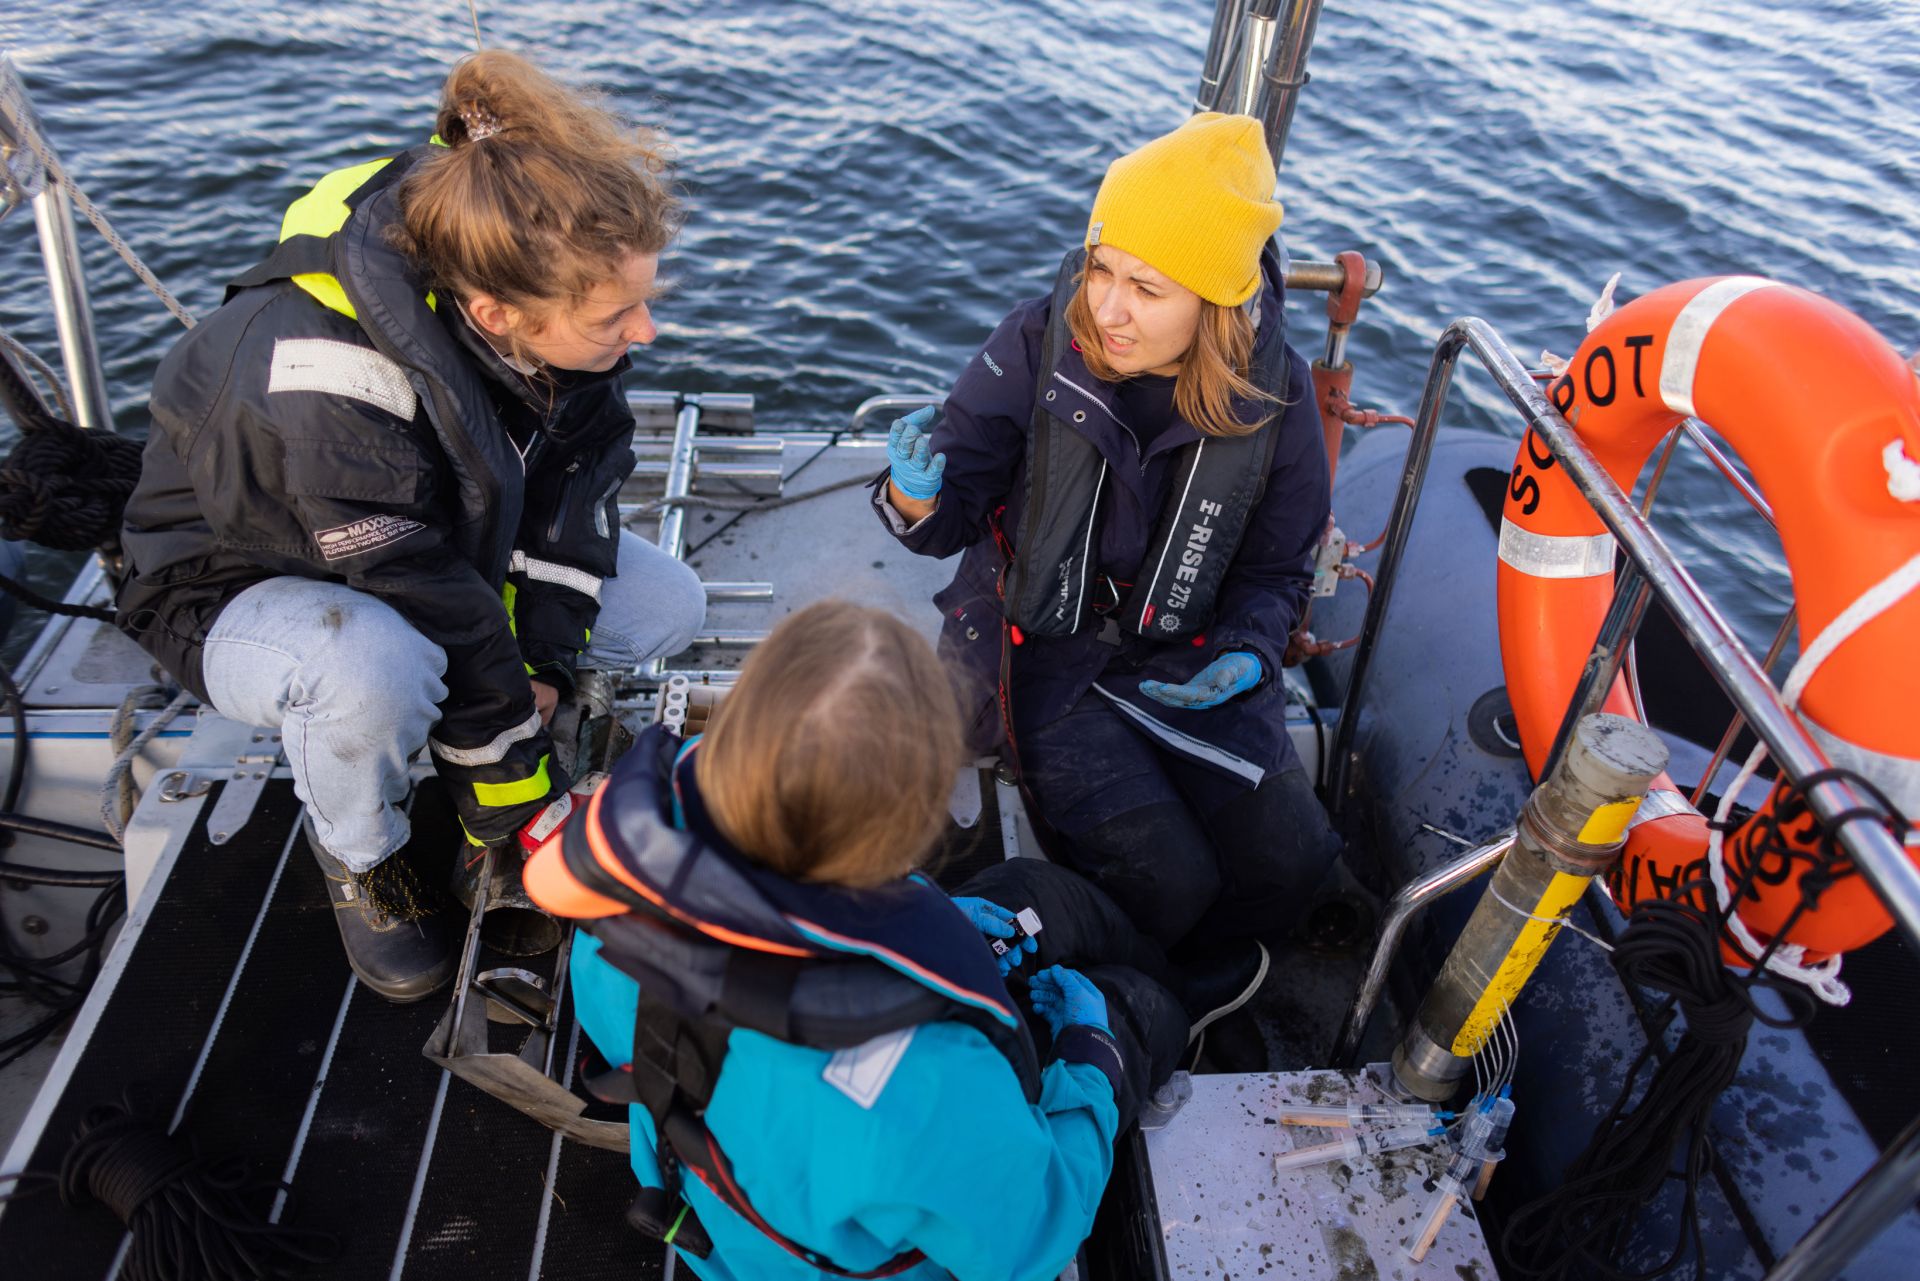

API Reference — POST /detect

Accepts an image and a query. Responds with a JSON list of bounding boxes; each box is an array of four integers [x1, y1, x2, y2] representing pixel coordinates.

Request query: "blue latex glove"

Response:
[[1028, 965, 1109, 1038], [952, 896, 1039, 975], [887, 406, 946, 501], [1139, 651, 1263, 709]]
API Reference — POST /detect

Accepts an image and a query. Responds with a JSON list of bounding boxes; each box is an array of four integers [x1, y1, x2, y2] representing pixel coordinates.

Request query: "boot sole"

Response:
[[1187, 941, 1270, 1044]]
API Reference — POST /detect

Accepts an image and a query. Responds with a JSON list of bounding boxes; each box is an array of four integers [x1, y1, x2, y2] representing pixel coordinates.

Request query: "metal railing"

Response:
[[1195, 1, 1328, 171], [1322, 315, 1920, 1281]]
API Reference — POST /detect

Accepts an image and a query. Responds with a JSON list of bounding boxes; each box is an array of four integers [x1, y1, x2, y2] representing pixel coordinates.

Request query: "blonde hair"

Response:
[[1065, 269, 1277, 438], [389, 50, 680, 355], [694, 602, 964, 889]]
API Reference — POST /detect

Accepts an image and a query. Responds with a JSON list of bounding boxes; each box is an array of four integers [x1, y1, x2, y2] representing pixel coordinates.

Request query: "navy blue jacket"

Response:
[[875, 253, 1330, 785]]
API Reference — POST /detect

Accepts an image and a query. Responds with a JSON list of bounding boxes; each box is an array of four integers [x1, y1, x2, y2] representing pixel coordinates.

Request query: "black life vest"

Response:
[[562, 728, 1039, 1277], [1000, 246, 1286, 641]]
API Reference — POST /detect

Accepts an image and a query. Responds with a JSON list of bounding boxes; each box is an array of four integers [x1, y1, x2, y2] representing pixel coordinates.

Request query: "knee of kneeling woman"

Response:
[[311, 605, 448, 726], [656, 557, 708, 656]]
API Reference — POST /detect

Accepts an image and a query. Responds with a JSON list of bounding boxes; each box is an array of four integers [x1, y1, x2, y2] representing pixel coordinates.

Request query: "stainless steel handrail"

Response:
[[1330, 832, 1511, 1066], [1325, 314, 1920, 1281]]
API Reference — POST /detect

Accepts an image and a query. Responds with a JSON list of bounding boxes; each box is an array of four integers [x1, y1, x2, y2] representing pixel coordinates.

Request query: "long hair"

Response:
[[387, 50, 680, 361], [1064, 269, 1279, 438], [694, 602, 965, 889]]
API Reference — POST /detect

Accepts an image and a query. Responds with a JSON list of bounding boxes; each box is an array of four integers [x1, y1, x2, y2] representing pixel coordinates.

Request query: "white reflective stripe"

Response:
[[508, 550, 603, 602], [1658, 278, 1782, 416], [268, 337, 417, 420], [1496, 518, 1615, 579], [1804, 716, 1920, 819], [1136, 442, 1205, 629], [429, 710, 541, 767], [1090, 683, 1266, 787], [1627, 787, 1700, 830]]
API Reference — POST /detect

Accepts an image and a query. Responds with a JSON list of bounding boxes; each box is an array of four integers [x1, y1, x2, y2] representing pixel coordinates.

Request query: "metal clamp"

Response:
[[205, 732, 283, 845], [157, 770, 214, 803]]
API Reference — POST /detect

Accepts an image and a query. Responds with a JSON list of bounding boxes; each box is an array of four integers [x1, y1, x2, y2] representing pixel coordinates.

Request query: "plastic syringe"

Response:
[[1272, 1121, 1442, 1174], [1406, 1096, 1515, 1261], [1276, 1102, 1455, 1129]]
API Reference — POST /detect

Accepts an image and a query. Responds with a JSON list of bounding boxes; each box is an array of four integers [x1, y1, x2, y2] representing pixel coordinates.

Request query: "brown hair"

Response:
[[1064, 269, 1278, 438], [694, 602, 965, 889], [389, 50, 680, 356]]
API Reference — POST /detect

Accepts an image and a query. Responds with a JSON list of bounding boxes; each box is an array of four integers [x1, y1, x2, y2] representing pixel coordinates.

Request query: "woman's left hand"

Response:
[[531, 680, 560, 728], [1139, 651, 1262, 709]]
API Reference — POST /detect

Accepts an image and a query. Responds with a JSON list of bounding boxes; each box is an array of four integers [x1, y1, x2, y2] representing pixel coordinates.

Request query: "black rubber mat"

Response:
[[0, 781, 300, 1277], [1802, 929, 1920, 1150]]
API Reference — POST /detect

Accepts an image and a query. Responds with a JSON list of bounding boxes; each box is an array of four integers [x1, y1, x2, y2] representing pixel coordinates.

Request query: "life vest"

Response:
[[526, 727, 1040, 1277], [1497, 277, 1920, 973], [999, 247, 1285, 641]]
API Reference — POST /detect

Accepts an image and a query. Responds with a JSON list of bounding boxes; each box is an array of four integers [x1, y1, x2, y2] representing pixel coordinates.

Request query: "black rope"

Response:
[[0, 343, 143, 561], [0, 1094, 337, 1279], [1502, 766, 1906, 1280]]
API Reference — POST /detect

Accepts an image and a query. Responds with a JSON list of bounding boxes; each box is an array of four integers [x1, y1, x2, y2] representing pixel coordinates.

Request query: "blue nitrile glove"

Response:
[[952, 896, 1039, 975], [1139, 651, 1263, 709], [887, 406, 946, 501], [1028, 964, 1109, 1038]]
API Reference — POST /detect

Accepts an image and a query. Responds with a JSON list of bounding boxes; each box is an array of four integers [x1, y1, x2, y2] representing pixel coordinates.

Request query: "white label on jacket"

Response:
[[312, 513, 425, 561], [823, 1027, 915, 1110]]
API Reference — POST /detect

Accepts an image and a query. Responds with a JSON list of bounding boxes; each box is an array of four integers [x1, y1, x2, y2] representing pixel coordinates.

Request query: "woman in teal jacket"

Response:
[[532, 601, 1187, 1280]]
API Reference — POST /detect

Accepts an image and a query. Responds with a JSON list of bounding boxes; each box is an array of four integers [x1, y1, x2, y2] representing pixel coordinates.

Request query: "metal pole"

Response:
[[31, 176, 112, 430], [1256, 0, 1328, 170], [1464, 316, 1920, 960], [1225, 1, 1282, 118], [1330, 832, 1512, 1066], [643, 399, 701, 680], [1324, 328, 1468, 813], [1762, 1108, 1920, 1281], [1194, 0, 1247, 113], [1539, 564, 1654, 782]]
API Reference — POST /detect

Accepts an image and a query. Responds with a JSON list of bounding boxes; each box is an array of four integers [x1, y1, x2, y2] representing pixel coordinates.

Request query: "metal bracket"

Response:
[[157, 770, 214, 803], [424, 848, 627, 1152], [204, 731, 283, 845]]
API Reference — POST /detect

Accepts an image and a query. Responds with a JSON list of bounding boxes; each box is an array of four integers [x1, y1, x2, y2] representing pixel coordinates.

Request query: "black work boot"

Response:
[[1177, 939, 1270, 1044], [305, 816, 456, 1002]]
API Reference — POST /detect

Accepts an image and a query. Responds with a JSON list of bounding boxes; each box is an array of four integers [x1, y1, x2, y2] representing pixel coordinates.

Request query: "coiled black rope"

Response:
[[0, 1095, 337, 1279], [0, 341, 141, 621], [1503, 766, 1906, 1280]]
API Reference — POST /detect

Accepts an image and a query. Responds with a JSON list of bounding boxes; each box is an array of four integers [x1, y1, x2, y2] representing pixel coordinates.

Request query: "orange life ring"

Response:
[[1496, 277, 1920, 964]]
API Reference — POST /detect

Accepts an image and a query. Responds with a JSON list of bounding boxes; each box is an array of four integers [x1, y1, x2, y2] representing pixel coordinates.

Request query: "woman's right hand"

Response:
[[887, 407, 946, 518], [1028, 965, 1110, 1037]]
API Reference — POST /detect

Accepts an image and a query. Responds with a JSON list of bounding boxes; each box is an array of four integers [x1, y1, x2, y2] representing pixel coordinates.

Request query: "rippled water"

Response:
[[2, 0, 1916, 651]]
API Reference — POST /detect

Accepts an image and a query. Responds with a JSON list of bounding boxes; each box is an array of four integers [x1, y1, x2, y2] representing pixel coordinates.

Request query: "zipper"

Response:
[[546, 458, 582, 543], [593, 474, 622, 539]]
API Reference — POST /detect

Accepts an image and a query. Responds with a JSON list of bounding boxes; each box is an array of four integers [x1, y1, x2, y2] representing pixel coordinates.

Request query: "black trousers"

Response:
[[1018, 688, 1343, 949], [958, 859, 1188, 1132]]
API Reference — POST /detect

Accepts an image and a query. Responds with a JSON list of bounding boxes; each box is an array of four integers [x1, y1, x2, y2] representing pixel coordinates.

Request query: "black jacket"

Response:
[[874, 250, 1329, 786], [116, 148, 636, 839]]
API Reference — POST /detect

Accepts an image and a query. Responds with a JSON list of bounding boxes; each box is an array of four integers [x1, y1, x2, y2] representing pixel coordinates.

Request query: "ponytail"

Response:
[[389, 50, 680, 337]]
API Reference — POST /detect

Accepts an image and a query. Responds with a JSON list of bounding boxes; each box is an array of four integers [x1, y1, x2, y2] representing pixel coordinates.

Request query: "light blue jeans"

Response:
[[202, 531, 706, 871]]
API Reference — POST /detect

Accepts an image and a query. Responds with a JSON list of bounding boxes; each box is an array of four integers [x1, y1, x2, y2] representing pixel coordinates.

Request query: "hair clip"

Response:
[[459, 108, 502, 141]]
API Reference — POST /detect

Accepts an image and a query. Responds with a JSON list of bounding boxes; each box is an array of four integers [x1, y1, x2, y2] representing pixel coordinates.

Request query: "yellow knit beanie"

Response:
[[1085, 113, 1283, 307]]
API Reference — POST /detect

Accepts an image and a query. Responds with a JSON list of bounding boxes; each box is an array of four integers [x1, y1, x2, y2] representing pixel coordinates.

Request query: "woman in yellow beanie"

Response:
[[872, 114, 1341, 1028]]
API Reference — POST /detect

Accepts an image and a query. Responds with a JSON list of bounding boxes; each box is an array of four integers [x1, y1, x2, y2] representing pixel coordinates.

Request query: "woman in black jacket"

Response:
[[874, 114, 1340, 970], [116, 51, 706, 1000]]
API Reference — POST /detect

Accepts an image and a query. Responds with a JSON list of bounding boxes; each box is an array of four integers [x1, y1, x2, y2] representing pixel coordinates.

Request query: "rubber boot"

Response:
[[305, 816, 456, 1002]]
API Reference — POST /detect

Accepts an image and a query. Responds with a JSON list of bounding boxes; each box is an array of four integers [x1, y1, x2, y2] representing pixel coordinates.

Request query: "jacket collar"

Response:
[[1043, 245, 1290, 473], [582, 728, 1021, 1027]]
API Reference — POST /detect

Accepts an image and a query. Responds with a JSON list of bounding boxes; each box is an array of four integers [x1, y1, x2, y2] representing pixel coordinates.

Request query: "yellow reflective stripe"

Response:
[[280, 157, 393, 320], [473, 755, 552, 808], [502, 580, 518, 636], [458, 817, 486, 847]]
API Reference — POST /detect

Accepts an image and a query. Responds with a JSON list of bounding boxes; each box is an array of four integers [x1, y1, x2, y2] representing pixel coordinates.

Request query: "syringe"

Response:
[[1275, 1102, 1455, 1129], [1272, 1121, 1442, 1174], [1406, 1096, 1515, 1262]]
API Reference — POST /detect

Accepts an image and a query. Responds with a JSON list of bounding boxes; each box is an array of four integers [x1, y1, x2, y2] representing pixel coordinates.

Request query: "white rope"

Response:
[[1884, 440, 1920, 503], [0, 326, 74, 421], [98, 689, 195, 844], [0, 60, 197, 329], [1485, 881, 1616, 953]]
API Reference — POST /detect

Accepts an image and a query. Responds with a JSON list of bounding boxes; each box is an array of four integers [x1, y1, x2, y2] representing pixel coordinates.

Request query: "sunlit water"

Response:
[[1, 0, 1915, 654]]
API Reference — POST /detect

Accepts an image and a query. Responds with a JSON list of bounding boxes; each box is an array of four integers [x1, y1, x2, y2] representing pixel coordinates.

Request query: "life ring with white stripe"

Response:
[[1497, 277, 1920, 966]]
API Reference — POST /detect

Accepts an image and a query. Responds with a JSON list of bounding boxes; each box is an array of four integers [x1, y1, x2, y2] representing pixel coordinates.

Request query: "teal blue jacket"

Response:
[[570, 928, 1120, 1280]]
